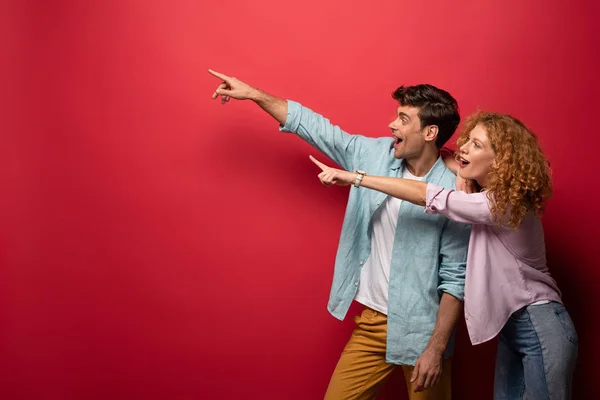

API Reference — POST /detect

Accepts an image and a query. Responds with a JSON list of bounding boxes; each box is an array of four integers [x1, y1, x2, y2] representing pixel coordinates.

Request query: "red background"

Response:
[[2, 0, 599, 399]]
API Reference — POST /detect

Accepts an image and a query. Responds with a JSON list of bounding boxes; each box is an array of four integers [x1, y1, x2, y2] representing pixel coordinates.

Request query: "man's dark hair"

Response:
[[392, 84, 460, 148]]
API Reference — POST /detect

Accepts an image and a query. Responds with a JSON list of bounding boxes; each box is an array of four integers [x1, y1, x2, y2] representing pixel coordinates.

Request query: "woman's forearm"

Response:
[[309, 155, 429, 205], [360, 176, 428, 206]]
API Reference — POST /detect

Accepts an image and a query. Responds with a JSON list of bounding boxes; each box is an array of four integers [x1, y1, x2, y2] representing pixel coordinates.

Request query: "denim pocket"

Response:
[[554, 308, 578, 345]]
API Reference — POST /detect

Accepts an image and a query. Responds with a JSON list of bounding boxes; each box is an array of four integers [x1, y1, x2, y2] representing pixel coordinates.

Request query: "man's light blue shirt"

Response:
[[281, 100, 470, 365]]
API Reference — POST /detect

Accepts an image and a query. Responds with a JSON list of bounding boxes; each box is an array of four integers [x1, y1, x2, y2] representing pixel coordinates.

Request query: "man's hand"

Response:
[[309, 156, 355, 186], [208, 69, 288, 125], [441, 148, 458, 174], [410, 346, 444, 392], [441, 149, 477, 193], [208, 69, 260, 104]]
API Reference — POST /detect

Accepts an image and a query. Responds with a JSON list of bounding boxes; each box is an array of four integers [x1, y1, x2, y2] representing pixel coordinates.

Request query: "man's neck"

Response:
[[404, 146, 439, 177]]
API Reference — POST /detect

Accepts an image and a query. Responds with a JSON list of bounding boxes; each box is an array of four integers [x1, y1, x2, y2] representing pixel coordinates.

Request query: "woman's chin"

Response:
[[460, 172, 475, 181]]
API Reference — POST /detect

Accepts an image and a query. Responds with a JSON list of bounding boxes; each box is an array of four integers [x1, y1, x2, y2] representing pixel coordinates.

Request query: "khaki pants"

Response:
[[324, 307, 452, 400]]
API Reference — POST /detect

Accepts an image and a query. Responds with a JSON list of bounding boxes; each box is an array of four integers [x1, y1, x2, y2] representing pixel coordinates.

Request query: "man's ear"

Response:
[[424, 125, 439, 143]]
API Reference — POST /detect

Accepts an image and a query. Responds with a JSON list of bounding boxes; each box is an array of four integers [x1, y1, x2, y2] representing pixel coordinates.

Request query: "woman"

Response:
[[309, 111, 578, 399]]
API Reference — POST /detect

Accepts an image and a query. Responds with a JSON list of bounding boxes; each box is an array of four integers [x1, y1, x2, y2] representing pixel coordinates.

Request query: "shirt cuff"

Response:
[[438, 282, 465, 302], [424, 183, 448, 215], [278, 100, 302, 133]]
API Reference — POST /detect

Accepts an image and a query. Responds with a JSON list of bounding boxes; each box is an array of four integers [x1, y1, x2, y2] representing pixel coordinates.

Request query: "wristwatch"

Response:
[[354, 170, 367, 188]]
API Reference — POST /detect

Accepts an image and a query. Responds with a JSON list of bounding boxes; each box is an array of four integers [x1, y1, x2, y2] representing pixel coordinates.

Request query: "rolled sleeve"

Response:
[[425, 183, 447, 215], [437, 218, 469, 301], [425, 183, 495, 225], [279, 100, 302, 134], [438, 262, 466, 301]]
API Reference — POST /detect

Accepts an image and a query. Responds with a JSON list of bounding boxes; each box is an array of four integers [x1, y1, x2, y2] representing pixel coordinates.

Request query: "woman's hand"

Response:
[[309, 155, 356, 187]]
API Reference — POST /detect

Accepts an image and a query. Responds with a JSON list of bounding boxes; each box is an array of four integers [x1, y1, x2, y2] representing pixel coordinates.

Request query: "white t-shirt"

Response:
[[354, 167, 424, 315]]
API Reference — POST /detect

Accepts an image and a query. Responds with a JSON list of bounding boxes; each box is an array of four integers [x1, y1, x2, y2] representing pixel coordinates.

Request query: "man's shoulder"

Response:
[[359, 137, 397, 162], [424, 159, 457, 189], [362, 136, 395, 147], [437, 167, 458, 188]]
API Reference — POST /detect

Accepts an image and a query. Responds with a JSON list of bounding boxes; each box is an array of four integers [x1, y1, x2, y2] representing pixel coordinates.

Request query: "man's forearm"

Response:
[[426, 293, 462, 354], [250, 89, 288, 126]]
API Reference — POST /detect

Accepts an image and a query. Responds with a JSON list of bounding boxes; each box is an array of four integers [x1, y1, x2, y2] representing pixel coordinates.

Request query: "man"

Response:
[[209, 69, 470, 400]]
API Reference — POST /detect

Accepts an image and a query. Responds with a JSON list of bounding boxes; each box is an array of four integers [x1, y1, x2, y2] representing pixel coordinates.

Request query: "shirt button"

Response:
[[360, 261, 364, 265], [355, 282, 359, 286], [376, 202, 381, 205]]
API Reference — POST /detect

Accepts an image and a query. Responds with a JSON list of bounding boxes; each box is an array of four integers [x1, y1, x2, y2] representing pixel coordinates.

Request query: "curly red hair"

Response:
[[456, 112, 553, 229]]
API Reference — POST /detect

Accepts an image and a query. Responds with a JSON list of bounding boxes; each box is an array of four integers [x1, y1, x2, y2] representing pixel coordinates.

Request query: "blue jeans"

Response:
[[494, 302, 578, 400]]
